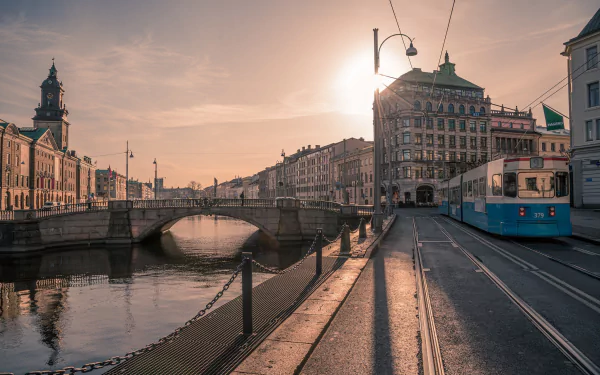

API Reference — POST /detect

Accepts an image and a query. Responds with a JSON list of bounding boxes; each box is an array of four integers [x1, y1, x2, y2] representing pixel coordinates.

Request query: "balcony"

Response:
[[490, 109, 532, 118]]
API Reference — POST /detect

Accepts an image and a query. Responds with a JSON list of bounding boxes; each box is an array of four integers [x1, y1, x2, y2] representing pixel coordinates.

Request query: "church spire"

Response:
[[48, 58, 57, 78], [444, 51, 449, 63]]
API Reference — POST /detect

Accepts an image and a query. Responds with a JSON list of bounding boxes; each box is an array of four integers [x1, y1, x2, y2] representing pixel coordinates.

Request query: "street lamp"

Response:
[[373, 28, 418, 231], [281, 149, 286, 197], [153, 158, 158, 199], [126, 141, 134, 201]]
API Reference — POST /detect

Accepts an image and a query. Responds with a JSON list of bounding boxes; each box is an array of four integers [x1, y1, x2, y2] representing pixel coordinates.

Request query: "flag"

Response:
[[543, 104, 565, 131]]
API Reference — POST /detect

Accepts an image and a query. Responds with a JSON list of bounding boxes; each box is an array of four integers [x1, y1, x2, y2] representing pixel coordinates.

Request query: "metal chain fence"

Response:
[[322, 223, 348, 244], [251, 232, 320, 275], [20, 259, 247, 375]]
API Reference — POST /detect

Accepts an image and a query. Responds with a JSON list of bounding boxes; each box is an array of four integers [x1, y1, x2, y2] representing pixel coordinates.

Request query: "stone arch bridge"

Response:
[[0, 198, 373, 252]]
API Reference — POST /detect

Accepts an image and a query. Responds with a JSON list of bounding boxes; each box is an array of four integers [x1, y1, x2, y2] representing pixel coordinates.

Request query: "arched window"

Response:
[[459, 105, 465, 114], [414, 100, 421, 110], [426, 102, 432, 112], [438, 103, 443, 113], [479, 107, 486, 114], [448, 104, 454, 113], [469, 105, 475, 115]]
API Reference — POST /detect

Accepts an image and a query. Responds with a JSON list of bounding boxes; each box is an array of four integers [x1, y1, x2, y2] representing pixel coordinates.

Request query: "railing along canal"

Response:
[[18, 223, 348, 375]]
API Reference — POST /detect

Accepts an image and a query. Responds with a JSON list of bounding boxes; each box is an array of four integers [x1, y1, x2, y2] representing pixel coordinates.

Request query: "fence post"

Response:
[[242, 252, 253, 335], [359, 218, 367, 239], [316, 228, 323, 275], [339, 224, 351, 255]]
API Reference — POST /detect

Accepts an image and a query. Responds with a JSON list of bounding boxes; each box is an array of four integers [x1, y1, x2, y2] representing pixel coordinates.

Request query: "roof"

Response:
[[390, 52, 483, 90], [19, 128, 48, 141], [565, 7, 600, 45], [535, 126, 570, 136]]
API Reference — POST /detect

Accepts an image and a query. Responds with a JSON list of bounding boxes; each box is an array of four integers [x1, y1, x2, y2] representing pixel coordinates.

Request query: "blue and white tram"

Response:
[[438, 156, 571, 237]]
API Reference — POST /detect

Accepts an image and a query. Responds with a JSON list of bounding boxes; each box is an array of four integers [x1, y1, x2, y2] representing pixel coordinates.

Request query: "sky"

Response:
[[0, 0, 597, 188]]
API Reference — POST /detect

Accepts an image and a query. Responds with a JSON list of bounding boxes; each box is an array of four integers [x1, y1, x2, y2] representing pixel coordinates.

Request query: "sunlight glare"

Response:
[[334, 54, 380, 115]]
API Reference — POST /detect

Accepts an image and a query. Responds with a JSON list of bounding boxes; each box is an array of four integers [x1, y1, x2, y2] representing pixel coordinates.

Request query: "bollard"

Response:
[[339, 224, 351, 255], [316, 228, 323, 275], [242, 252, 253, 335], [359, 218, 367, 239]]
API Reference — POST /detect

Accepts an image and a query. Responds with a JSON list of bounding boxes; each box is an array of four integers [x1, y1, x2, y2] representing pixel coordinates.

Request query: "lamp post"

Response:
[[373, 28, 417, 231], [281, 149, 286, 197], [153, 158, 158, 199], [126, 141, 134, 201]]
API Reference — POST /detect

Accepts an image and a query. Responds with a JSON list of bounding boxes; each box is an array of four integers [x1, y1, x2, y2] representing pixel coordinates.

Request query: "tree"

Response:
[[188, 181, 203, 198]]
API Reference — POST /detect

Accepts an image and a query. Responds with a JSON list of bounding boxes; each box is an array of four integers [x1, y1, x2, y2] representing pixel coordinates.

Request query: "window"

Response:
[[414, 100, 421, 110], [473, 180, 478, 197], [518, 172, 555, 198], [463, 182, 467, 197], [469, 121, 476, 132], [437, 118, 444, 130], [414, 150, 422, 160], [403, 150, 411, 160], [403, 118, 410, 127], [470, 137, 476, 148], [556, 172, 569, 197], [415, 168, 422, 179], [469, 105, 475, 115], [589, 82, 599, 107], [481, 153, 487, 161], [480, 121, 487, 132], [426, 102, 432, 112], [509, 122, 513, 129], [480, 107, 486, 115], [497, 121, 501, 127], [403, 166, 412, 178], [438, 103, 443, 113], [560, 143, 565, 151], [449, 151, 456, 161], [459, 105, 465, 114], [460, 136, 466, 147], [503, 172, 517, 197], [426, 118, 434, 129], [479, 177, 486, 196], [586, 120, 593, 141], [415, 133, 422, 145], [414, 118, 422, 128], [438, 135, 445, 145], [449, 136, 456, 147], [542, 142, 547, 151], [448, 104, 454, 113], [587, 46, 598, 70], [551, 143, 555, 152], [597, 119, 600, 140], [459, 120, 466, 131], [426, 150, 433, 160], [403, 132, 411, 144], [480, 137, 487, 148], [426, 134, 434, 146], [449, 119, 456, 130], [459, 152, 466, 161]]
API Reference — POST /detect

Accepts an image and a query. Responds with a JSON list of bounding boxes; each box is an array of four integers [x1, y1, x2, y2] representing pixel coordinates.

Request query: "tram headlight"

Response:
[[519, 207, 525, 217], [549, 206, 555, 217]]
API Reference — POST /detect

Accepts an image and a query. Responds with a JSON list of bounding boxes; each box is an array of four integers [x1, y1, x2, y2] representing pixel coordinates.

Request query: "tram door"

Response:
[[459, 175, 464, 222]]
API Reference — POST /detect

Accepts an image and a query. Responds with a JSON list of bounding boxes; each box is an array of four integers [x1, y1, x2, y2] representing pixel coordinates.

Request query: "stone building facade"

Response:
[[536, 126, 571, 157], [563, 7, 600, 207], [95, 169, 126, 200], [332, 145, 374, 204], [378, 52, 491, 204], [490, 107, 539, 158]]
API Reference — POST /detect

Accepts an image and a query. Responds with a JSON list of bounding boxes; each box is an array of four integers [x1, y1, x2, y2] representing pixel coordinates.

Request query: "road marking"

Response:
[[573, 247, 598, 256], [419, 241, 453, 243], [475, 269, 483, 273], [423, 268, 431, 272]]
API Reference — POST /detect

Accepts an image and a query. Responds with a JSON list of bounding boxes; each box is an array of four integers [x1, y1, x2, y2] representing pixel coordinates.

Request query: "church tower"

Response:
[[32, 59, 70, 150]]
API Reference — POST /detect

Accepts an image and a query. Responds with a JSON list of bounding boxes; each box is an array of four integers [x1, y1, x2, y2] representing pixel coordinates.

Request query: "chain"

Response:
[[252, 232, 321, 275], [348, 218, 364, 234], [322, 223, 348, 244], [23, 260, 246, 375]]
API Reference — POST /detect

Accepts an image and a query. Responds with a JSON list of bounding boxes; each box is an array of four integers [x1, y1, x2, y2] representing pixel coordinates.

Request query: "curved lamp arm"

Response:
[[377, 33, 417, 71]]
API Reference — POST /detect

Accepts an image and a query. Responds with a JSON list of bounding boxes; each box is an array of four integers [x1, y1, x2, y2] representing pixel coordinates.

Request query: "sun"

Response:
[[334, 53, 396, 115]]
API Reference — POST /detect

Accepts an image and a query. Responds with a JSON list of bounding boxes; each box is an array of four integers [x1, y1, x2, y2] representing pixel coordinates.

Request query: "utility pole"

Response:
[[153, 158, 158, 199], [372, 28, 383, 232], [343, 139, 347, 204], [281, 149, 286, 197]]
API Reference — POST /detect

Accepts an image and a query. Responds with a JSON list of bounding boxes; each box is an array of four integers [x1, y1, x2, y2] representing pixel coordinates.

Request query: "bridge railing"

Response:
[[132, 198, 277, 209], [298, 200, 341, 212], [14, 201, 108, 220], [340, 205, 374, 216], [0, 210, 14, 221]]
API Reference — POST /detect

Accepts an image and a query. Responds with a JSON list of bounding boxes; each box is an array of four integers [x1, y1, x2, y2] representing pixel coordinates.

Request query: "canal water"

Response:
[[0, 216, 311, 374]]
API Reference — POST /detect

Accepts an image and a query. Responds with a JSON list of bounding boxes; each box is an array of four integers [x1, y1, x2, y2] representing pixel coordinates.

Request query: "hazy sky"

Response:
[[0, 0, 597, 188]]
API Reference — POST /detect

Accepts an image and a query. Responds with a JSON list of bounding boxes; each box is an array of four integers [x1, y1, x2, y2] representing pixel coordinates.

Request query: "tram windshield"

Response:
[[518, 172, 555, 198]]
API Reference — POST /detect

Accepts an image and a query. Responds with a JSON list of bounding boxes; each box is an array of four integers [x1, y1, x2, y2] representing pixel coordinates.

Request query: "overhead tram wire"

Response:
[[387, 0, 412, 69], [430, 0, 456, 106], [520, 52, 598, 110]]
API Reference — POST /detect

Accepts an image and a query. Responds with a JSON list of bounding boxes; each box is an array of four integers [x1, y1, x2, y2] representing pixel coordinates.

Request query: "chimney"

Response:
[[316, 145, 320, 149], [297, 149, 300, 153], [359, 137, 364, 141], [302, 146, 305, 151], [308, 145, 311, 149]]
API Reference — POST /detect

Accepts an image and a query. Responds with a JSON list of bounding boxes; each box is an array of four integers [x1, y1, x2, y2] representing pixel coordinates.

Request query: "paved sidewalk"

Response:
[[571, 208, 600, 244], [300, 215, 420, 375]]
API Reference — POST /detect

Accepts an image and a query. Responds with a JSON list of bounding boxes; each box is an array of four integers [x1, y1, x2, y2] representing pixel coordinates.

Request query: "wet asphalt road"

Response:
[[301, 208, 600, 374]]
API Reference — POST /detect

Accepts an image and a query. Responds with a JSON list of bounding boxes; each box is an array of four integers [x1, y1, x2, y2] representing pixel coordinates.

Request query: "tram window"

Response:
[[479, 177, 486, 195], [463, 182, 467, 197], [467, 181, 473, 197], [473, 180, 479, 197], [556, 172, 569, 197], [492, 174, 502, 196], [518, 172, 554, 198], [503, 173, 517, 197]]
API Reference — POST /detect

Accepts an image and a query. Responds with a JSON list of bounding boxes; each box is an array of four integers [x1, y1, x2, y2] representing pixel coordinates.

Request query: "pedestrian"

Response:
[[240, 191, 245, 206]]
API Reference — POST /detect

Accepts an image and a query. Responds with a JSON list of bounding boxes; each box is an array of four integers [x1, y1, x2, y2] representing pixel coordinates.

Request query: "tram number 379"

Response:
[[534, 213, 545, 218]]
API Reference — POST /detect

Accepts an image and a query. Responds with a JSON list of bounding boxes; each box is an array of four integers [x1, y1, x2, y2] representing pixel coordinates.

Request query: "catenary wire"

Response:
[[387, 0, 413, 69]]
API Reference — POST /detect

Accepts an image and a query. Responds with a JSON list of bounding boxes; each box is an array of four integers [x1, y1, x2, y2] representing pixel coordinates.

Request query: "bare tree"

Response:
[[188, 181, 203, 198]]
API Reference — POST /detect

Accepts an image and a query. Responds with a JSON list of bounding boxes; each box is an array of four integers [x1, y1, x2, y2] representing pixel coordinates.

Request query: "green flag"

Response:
[[543, 104, 564, 131]]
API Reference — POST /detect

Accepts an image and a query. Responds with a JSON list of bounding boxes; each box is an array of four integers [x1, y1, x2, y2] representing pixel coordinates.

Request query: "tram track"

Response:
[[412, 218, 445, 375], [431, 217, 600, 375], [439, 217, 600, 314]]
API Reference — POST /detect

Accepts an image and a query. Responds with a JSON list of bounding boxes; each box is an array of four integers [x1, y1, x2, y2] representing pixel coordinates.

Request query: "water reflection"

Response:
[[0, 215, 310, 374]]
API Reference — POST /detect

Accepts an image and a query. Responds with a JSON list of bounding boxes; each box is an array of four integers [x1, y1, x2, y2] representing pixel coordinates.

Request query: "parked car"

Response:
[[41, 201, 61, 210]]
